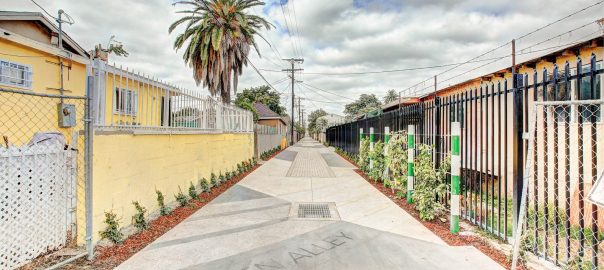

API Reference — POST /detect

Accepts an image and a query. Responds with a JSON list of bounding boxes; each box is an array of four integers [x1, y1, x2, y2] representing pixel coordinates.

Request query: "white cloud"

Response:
[[2, 0, 602, 116]]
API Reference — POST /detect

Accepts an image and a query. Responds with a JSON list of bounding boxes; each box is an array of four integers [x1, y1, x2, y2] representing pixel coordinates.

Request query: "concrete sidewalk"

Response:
[[116, 138, 503, 270]]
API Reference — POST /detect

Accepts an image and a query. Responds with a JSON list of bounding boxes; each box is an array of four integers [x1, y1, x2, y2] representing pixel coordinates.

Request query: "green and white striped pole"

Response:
[[359, 128, 364, 148], [369, 127, 375, 170], [384, 126, 390, 184], [451, 122, 461, 234], [407, 125, 415, 203]]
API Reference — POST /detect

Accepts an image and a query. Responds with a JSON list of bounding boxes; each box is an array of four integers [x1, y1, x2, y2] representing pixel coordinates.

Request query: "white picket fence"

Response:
[[0, 142, 75, 270]]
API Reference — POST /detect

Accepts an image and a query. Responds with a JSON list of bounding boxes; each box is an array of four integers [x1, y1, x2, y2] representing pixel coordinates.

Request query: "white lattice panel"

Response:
[[0, 143, 71, 270]]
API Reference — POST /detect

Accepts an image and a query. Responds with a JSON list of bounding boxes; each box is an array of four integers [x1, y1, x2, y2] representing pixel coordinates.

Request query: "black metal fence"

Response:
[[326, 54, 603, 267]]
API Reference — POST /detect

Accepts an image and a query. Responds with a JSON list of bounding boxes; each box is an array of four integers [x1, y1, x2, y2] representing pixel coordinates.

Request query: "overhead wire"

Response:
[[401, 1, 604, 96], [300, 82, 356, 101]]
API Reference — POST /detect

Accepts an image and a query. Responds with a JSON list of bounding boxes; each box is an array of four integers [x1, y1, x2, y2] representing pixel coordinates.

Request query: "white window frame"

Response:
[[113, 87, 138, 116], [0, 59, 33, 89]]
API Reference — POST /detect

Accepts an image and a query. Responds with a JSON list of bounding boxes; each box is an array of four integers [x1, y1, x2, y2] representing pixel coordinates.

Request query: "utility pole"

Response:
[[282, 58, 304, 145]]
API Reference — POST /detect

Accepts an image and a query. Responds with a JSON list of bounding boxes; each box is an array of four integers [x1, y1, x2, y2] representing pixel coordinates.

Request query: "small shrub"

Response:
[[368, 140, 385, 182], [225, 171, 232, 180], [358, 137, 370, 172], [383, 179, 392, 188], [396, 190, 406, 199], [412, 145, 448, 221], [199, 178, 209, 192], [156, 190, 169, 216], [387, 131, 408, 192], [131, 201, 148, 231], [210, 172, 217, 187], [188, 182, 198, 199], [99, 211, 123, 244], [237, 163, 243, 174], [219, 171, 225, 183], [174, 186, 188, 207]]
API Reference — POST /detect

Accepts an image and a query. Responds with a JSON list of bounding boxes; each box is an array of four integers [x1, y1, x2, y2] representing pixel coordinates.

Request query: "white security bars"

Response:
[[90, 59, 253, 133]]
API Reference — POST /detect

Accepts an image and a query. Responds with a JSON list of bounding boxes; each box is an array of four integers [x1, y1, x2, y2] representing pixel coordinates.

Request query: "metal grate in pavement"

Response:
[[297, 203, 331, 219]]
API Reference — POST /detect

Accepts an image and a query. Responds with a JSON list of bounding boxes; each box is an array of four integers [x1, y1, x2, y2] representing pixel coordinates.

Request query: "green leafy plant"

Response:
[[174, 186, 188, 207], [188, 182, 198, 199], [412, 144, 447, 221], [219, 171, 225, 183], [99, 211, 123, 244], [387, 131, 408, 192], [396, 190, 406, 199], [358, 137, 370, 172], [368, 140, 385, 182], [199, 178, 209, 192], [156, 190, 170, 216], [383, 179, 392, 188], [131, 201, 148, 231], [225, 171, 232, 180], [210, 172, 217, 187]]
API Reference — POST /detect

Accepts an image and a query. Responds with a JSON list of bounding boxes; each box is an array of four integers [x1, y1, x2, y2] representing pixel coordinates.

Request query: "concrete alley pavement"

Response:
[[116, 138, 503, 270]]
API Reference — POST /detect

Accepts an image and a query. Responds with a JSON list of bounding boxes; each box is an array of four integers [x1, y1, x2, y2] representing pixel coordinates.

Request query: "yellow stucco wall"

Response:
[[88, 132, 254, 242]]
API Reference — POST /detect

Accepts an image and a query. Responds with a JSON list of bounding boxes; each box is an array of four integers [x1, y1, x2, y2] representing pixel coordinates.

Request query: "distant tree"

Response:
[[383, 89, 398, 104], [344, 94, 382, 118], [315, 118, 329, 133], [307, 109, 327, 136], [294, 122, 306, 135], [234, 85, 286, 115]]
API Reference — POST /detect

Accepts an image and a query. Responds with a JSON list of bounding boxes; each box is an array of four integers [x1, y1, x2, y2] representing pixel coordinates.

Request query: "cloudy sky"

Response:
[[3, 0, 603, 116]]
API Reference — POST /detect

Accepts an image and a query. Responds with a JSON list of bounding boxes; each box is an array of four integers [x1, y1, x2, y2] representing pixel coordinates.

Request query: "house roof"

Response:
[[253, 102, 280, 119], [253, 102, 287, 125], [0, 11, 89, 58]]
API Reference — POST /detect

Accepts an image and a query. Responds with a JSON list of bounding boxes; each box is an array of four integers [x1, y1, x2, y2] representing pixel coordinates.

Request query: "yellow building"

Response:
[[0, 11, 90, 142], [0, 11, 254, 269]]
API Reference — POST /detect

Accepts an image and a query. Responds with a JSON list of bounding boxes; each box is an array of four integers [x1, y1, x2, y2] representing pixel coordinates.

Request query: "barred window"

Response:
[[113, 88, 138, 115], [0, 59, 33, 89]]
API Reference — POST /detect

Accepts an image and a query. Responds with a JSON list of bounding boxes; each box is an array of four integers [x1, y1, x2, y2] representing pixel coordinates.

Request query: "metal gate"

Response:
[[515, 98, 603, 269], [0, 88, 91, 269]]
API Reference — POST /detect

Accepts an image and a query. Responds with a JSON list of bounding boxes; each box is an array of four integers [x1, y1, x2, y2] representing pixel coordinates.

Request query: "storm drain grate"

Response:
[[297, 203, 331, 219]]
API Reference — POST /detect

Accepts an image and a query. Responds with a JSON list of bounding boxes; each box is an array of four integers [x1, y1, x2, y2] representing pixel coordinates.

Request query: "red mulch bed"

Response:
[[66, 164, 262, 270], [261, 148, 284, 161], [337, 152, 525, 270]]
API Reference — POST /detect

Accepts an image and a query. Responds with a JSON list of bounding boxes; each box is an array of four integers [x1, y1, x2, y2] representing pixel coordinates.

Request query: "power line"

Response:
[[30, 0, 57, 20], [258, 56, 515, 75], [299, 83, 347, 104], [401, 1, 604, 96], [246, 59, 287, 95], [290, 0, 304, 57], [251, 6, 286, 69], [300, 82, 356, 101], [279, 2, 301, 58], [519, 20, 600, 52], [515, 0, 603, 41]]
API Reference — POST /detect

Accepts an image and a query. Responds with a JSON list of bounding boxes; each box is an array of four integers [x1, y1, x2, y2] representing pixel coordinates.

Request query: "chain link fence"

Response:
[[0, 88, 90, 269], [514, 99, 603, 269]]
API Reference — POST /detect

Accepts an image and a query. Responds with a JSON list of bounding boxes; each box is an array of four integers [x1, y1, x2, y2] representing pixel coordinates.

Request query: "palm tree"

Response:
[[169, 0, 271, 102]]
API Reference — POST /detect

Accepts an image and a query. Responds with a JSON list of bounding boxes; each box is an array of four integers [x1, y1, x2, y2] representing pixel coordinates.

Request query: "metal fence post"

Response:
[[369, 127, 375, 170], [434, 96, 441, 169], [85, 75, 95, 260], [407, 125, 415, 203], [384, 126, 390, 181], [512, 74, 524, 238], [451, 122, 461, 234]]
